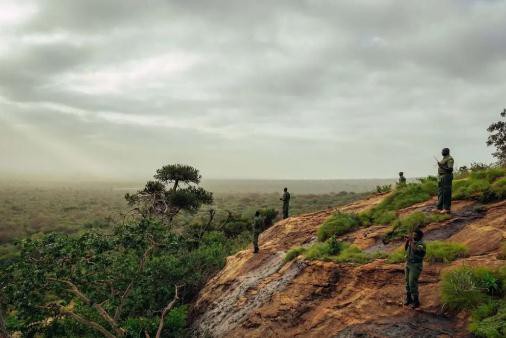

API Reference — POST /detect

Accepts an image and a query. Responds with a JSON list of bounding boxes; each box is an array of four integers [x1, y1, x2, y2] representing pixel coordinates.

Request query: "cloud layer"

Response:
[[1, 0, 504, 179]]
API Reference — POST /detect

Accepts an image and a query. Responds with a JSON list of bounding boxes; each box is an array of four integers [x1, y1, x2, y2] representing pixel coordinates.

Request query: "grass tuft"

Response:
[[452, 167, 506, 202], [441, 265, 506, 337], [383, 212, 450, 242], [425, 241, 469, 263], [284, 247, 306, 263], [318, 213, 362, 241]]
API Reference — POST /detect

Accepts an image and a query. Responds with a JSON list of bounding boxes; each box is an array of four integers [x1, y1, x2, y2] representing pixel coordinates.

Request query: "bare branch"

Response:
[[58, 306, 116, 338], [48, 278, 125, 337], [155, 285, 180, 338]]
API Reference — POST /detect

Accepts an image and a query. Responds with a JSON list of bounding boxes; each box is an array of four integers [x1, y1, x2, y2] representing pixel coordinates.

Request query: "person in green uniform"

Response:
[[280, 187, 291, 219], [404, 229, 426, 308], [398, 172, 407, 188], [252, 211, 263, 253], [437, 148, 454, 213]]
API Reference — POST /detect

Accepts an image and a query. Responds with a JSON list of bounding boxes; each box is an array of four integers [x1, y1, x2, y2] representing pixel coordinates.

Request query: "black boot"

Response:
[[412, 295, 420, 308], [404, 293, 413, 306]]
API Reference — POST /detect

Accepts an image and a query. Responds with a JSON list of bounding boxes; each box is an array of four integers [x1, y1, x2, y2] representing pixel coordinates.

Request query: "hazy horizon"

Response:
[[1, 1, 503, 180]]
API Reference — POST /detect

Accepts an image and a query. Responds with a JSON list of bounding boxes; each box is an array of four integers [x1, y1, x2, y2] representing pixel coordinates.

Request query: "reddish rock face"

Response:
[[191, 197, 506, 338]]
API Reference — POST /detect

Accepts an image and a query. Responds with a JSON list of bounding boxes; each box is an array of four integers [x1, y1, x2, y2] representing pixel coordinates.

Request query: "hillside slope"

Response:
[[191, 194, 506, 337]]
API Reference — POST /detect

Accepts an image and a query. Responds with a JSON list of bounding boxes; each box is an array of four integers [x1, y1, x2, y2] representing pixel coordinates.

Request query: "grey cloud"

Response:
[[0, 0, 503, 179]]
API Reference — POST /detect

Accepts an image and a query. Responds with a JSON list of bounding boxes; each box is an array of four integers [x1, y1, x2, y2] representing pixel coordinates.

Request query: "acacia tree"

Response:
[[487, 108, 506, 166], [125, 164, 213, 225]]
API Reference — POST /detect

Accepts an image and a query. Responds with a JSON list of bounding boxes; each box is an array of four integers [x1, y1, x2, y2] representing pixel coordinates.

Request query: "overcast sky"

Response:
[[0, 0, 504, 180]]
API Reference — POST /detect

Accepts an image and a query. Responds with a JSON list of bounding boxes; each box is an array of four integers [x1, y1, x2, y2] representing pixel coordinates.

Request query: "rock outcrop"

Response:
[[192, 195, 506, 337]]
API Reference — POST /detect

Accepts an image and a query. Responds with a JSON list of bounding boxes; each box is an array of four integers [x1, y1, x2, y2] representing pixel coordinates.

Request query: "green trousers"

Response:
[[405, 262, 423, 297], [252, 232, 259, 252], [437, 174, 453, 211], [283, 205, 289, 219]]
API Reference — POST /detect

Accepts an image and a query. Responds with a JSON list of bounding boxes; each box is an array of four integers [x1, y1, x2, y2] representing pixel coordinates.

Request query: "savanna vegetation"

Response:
[[0, 165, 370, 337], [0, 180, 367, 261]]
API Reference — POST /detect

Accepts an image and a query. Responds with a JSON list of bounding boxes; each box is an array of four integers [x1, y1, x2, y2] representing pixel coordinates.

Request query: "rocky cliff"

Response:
[[192, 194, 506, 337]]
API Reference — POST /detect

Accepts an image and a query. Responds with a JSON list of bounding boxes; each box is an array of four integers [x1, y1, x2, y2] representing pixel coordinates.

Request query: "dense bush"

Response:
[[318, 213, 363, 241], [441, 265, 506, 337], [0, 221, 237, 337]]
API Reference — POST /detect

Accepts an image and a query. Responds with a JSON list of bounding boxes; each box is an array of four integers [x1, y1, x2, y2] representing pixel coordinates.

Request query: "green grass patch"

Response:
[[383, 212, 450, 242], [441, 266, 506, 311], [490, 177, 506, 200], [284, 247, 306, 263], [302, 238, 381, 264], [318, 213, 363, 241], [385, 241, 468, 264], [453, 167, 506, 202], [469, 300, 506, 338], [385, 247, 405, 264], [361, 177, 438, 226], [425, 241, 469, 263]]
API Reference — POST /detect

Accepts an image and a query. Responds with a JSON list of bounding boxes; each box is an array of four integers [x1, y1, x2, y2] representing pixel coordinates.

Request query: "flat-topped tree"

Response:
[[154, 164, 202, 190], [125, 164, 213, 225]]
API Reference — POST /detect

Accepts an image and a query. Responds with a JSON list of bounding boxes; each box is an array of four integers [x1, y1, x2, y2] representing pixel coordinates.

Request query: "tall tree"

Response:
[[487, 109, 506, 166], [125, 164, 213, 225]]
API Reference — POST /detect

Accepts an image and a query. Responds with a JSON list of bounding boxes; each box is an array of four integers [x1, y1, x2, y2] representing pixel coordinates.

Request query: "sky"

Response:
[[0, 0, 504, 180]]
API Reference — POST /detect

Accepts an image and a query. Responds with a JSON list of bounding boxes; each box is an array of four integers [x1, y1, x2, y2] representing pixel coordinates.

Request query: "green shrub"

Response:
[[284, 247, 306, 263], [469, 300, 506, 338], [318, 213, 362, 241], [259, 208, 279, 228], [376, 181, 436, 212], [384, 212, 450, 242], [363, 178, 438, 226], [453, 167, 506, 202], [470, 167, 506, 183], [425, 241, 468, 263], [376, 185, 392, 193], [490, 177, 506, 200], [453, 179, 491, 200], [372, 210, 397, 225], [304, 242, 334, 260], [441, 266, 504, 311]]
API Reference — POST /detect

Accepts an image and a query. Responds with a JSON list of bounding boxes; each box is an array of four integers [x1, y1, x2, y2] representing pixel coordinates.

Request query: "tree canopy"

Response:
[[487, 108, 506, 166]]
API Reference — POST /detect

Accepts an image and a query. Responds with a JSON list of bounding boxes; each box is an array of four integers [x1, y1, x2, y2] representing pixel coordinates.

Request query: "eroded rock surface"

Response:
[[192, 196, 506, 338]]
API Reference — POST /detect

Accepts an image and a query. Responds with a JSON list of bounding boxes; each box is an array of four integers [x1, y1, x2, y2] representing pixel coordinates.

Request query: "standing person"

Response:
[[404, 229, 426, 308], [398, 172, 407, 187], [280, 187, 291, 219], [437, 148, 454, 214], [252, 211, 263, 254]]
